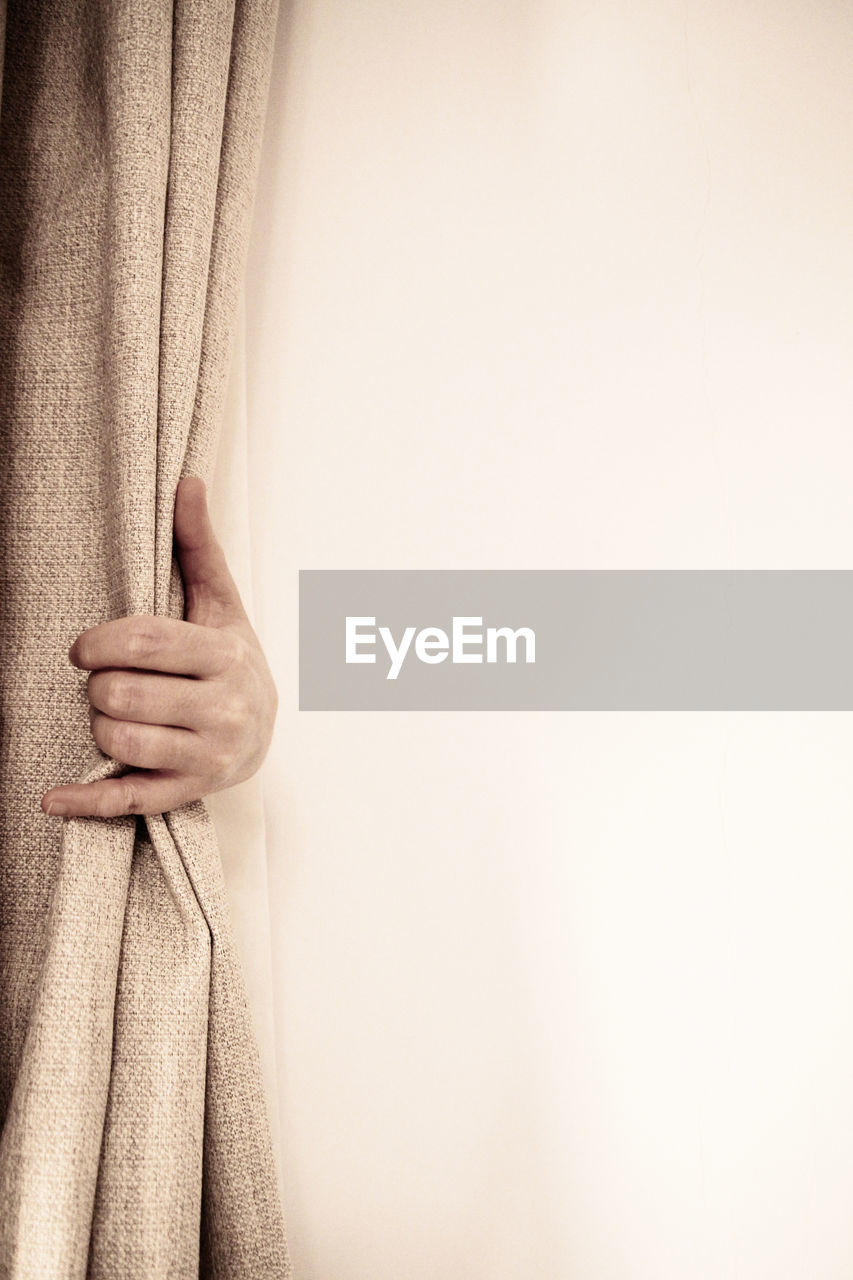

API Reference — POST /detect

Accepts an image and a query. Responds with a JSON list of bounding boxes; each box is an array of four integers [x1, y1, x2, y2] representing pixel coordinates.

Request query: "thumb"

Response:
[[173, 475, 247, 628]]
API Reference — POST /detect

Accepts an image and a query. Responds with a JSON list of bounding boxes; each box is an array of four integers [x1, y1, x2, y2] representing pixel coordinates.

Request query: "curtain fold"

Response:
[[0, 1, 291, 1275], [207, 296, 285, 1198]]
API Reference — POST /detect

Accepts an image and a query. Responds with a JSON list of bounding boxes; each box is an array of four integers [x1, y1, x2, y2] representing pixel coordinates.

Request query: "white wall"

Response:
[[243, 3, 853, 1276]]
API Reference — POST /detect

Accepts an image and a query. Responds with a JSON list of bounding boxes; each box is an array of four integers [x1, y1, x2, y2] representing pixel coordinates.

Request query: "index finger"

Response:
[[70, 615, 235, 678]]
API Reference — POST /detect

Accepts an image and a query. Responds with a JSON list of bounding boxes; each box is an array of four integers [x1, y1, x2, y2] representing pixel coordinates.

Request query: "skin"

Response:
[[41, 476, 278, 819]]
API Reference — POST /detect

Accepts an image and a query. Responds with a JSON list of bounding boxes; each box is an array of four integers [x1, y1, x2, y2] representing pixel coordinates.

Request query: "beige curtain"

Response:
[[0, 0, 291, 1275]]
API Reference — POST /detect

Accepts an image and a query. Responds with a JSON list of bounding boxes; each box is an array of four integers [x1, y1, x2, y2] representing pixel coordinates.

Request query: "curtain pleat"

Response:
[[0, 1, 290, 1275], [207, 297, 285, 1196]]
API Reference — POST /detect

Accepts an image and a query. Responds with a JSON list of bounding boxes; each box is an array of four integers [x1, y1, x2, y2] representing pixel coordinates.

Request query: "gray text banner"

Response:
[[299, 571, 853, 710]]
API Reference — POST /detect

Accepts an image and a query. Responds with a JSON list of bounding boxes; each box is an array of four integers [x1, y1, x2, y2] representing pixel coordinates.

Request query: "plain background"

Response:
[[220, 2, 853, 1276]]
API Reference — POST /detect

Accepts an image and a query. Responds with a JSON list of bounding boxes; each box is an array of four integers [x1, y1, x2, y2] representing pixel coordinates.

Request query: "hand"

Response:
[[41, 476, 278, 819]]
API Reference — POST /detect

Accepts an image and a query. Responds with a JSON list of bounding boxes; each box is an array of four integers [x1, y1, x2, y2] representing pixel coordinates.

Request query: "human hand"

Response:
[[41, 476, 278, 819]]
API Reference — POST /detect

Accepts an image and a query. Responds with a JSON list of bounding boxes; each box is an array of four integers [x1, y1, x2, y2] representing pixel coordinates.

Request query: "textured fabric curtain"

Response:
[[0, 1, 291, 1275]]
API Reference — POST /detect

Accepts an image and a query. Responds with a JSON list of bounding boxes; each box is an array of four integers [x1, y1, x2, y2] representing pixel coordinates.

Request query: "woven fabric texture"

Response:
[[0, 0, 291, 1275]]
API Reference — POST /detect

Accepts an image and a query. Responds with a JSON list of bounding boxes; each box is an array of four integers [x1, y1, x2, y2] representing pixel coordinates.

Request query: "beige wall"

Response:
[[242, 3, 853, 1276]]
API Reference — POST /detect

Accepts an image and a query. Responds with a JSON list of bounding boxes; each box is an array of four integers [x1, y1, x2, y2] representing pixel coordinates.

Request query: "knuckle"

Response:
[[105, 717, 137, 763], [106, 671, 138, 719], [119, 778, 143, 815], [221, 690, 250, 730], [126, 617, 161, 662], [221, 632, 250, 674], [172, 736, 195, 774], [209, 744, 235, 786]]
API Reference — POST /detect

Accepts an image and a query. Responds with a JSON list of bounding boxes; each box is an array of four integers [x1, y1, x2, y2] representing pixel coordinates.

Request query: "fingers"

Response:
[[41, 708, 234, 816], [173, 476, 247, 628], [70, 614, 240, 678], [41, 772, 198, 819], [49, 478, 267, 821], [88, 712, 199, 772], [87, 668, 211, 729]]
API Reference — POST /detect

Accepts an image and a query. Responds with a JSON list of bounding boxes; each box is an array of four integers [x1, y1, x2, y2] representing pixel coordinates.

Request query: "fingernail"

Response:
[[43, 797, 68, 816]]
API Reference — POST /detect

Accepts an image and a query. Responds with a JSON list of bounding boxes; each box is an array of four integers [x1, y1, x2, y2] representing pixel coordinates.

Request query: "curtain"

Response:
[[207, 295, 285, 1190], [0, 0, 291, 1275]]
